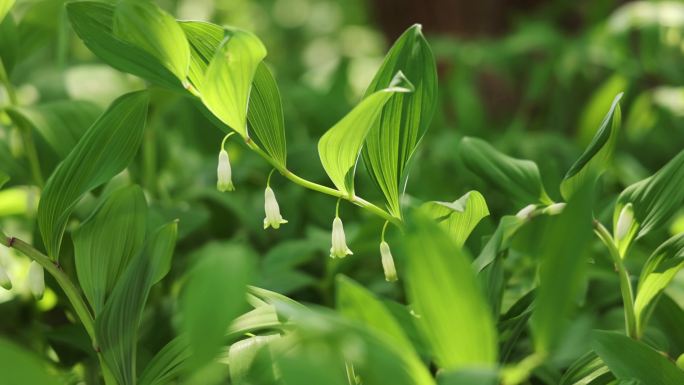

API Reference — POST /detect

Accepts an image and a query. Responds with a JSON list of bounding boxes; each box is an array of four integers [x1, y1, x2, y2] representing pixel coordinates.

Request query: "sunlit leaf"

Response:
[[37, 91, 148, 260], [402, 212, 498, 370], [6, 101, 102, 158], [0, 337, 60, 385], [319, 72, 413, 196], [634, 233, 684, 335], [420, 190, 489, 247], [66, 1, 179, 88], [96, 222, 178, 385], [361, 24, 437, 218], [201, 28, 266, 138], [73, 185, 147, 315], [593, 330, 684, 385], [247, 63, 287, 166], [0, 0, 13, 24], [179, 21, 223, 89], [562, 93, 622, 199], [459, 137, 552, 207]]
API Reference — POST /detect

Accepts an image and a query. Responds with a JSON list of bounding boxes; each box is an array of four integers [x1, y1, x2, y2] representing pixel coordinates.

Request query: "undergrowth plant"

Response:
[[1, 1, 684, 385]]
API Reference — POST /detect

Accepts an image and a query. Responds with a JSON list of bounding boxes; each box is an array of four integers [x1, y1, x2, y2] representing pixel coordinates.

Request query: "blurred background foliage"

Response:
[[2, 0, 684, 383]]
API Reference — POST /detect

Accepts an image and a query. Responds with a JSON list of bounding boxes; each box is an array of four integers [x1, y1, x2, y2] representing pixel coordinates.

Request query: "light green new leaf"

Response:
[[180, 242, 255, 370], [460, 137, 552, 206], [531, 183, 593, 354], [37, 91, 148, 260], [420, 190, 489, 247], [593, 330, 684, 385], [634, 233, 684, 335], [319, 72, 413, 196], [201, 28, 267, 137], [613, 149, 684, 255], [112, 0, 190, 82], [361, 24, 437, 218], [73, 185, 147, 315], [402, 212, 498, 370], [6, 101, 102, 158], [180, 21, 224, 90], [0, 337, 60, 385], [96, 222, 178, 385], [0, 0, 13, 24], [66, 1, 180, 89], [561, 93, 622, 200]]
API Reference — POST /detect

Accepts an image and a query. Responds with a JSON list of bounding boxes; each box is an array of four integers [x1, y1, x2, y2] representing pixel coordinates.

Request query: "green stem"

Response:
[[594, 220, 638, 339], [0, 232, 95, 341]]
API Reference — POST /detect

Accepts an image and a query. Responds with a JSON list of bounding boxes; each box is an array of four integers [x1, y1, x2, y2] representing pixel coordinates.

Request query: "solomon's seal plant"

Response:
[[1, 1, 684, 385]]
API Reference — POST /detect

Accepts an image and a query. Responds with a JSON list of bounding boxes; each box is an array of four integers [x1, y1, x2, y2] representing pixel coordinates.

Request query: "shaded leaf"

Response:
[[593, 330, 684, 385], [361, 24, 437, 218], [96, 222, 178, 385], [0, 0, 13, 23], [402, 212, 498, 370], [0, 338, 61, 385], [73, 185, 147, 315], [561, 93, 622, 199], [459, 137, 552, 206], [420, 190, 489, 247], [0, 171, 7, 189], [319, 72, 413, 196], [37, 91, 148, 259], [247, 63, 287, 166]]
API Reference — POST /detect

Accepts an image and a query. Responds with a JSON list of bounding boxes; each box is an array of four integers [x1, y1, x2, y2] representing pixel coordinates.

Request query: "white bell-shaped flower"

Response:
[[216, 149, 235, 192], [330, 216, 353, 258], [615, 203, 634, 242], [28, 261, 44, 300], [0, 265, 11, 290], [380, 241, 397, 282], [263, 186, 288, 229]]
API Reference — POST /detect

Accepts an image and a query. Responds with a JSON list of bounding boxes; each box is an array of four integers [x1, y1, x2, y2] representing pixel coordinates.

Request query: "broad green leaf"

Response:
[[0, 0, 13, 24], [652, 294, 684, 357], [247, 63, 287, 166], [0, 10, 17, 75], [180, 243, 255, 370], [561, 93, 622, 200], [201, 28, 266, 137], [420, 190, 489, 247], [613, 149, 684, 255], [634, 233, 684, 335], [112, 0, 190, 82], [37, 91, 148, 260], [531, 183, 593, 354], [402, 212, 497, 370], [593, 330, 684, 385], [73, 185, 147, 315], [179, 21, 223, 89], [96, 222, 178, 385], [66, 1, 179, 88], [558, 352, 610, 385], [0, 337, 61, 385], [459, 137, 552, 206], [361, 24, 437, 218], [319, 73, 413, 196], [139, 336, 190, 385], [6, 101, 102, 158]]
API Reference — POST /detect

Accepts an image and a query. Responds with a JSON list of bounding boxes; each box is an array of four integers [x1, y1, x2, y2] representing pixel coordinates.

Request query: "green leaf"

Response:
[[558, 352, 610, 385], [613, 149, 684, 255], [593, 330, 684, 385], [420, 190, 489, 247], [247, 63, 287, 166], [37, 91, 148, 260], [402, 212, 498, 370], [361, 24, 437, 218], [0, 0, 13, 24], [6, 100, 102, 158], [0, 337, 61, 385], [0, 9, 17, 75], [138, 336, 190, 385], [66, 1, 180, 89], [531, 183, 594, 354], [634, 233, 684, 335], [112, 0, 190, 82], [179, 21, 223, 89], [180, 242, 255, 370], [0, 171, 7, 189], [96, 222, 178, 385], [459, 137, 552, 206], [73, 185, 147, 315], [561, 93, 622, 200], [200, 28, 267, 137], [319, 72, 413, 196]]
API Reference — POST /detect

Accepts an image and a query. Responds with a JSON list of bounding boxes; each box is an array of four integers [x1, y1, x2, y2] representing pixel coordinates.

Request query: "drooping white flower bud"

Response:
[[542, 202, 566, 216], [380, 241, 397, 282], [615, 203, 635, 242], [330, 217, 353, 258], [263, 186, 288, 229], [0, 265, 11, 290], [216, 149, 235, 192], [28, 261, 44, 300], [515, 204, 537, 219]]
